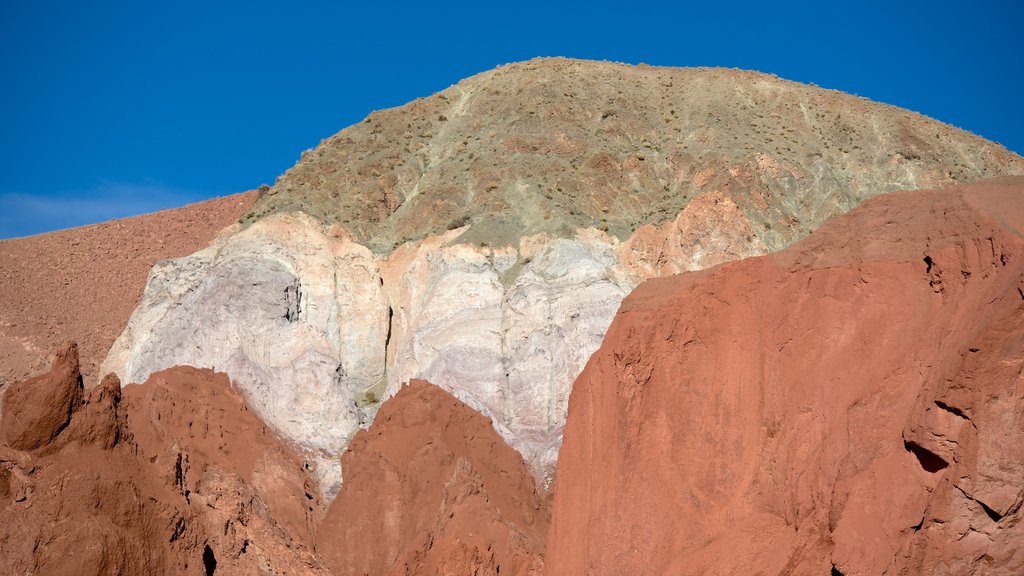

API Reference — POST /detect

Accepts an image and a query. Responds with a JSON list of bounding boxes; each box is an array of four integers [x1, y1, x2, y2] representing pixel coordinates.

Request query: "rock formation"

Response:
[[0, 191, 256, 391], [0, 344, 329, 575], [316, 380, 549, 576], [1, 342, 82, 451], [546, 176, 1024, 575], [100, 59, 1024, 489], [0, 346, 549, 574]]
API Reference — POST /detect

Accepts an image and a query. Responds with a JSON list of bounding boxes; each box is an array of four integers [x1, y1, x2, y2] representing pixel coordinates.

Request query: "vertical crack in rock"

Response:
[[202, 544, 217, 575], [284, 281, 303, 322], [383, 304, 393, 378]]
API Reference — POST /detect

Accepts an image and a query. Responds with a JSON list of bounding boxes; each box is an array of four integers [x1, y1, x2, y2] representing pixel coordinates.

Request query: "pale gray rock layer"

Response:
[[103, 206, 763, 490]]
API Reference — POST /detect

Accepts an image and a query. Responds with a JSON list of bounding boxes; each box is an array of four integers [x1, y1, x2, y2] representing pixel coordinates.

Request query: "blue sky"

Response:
[[1, 0, 1021, 238]]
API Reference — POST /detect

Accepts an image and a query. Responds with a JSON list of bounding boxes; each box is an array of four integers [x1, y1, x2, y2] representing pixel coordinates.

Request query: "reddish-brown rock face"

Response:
[[316, 379, 550, 576], [1, 342, 83, 451], [546, 177, 1024, 575], [0, 351, 330, 575]]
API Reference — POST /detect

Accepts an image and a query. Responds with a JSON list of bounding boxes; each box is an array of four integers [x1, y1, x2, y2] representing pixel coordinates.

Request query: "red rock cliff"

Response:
[[547, 176, 1024, 575]]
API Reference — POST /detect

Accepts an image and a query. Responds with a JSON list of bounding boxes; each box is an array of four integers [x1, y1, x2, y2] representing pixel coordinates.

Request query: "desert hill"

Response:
[[99, 60, 1024, 491], [245, 57, 1022, 252], [5, 177, 1021, 575]]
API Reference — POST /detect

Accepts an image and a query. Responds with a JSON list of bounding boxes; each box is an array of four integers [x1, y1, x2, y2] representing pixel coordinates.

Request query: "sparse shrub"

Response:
[[447, 215, 471, 230]]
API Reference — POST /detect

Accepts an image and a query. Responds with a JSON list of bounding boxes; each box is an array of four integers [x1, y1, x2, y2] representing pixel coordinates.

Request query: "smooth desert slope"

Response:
[[547, 176, 1024, 575], [0, 191, 256, 389]]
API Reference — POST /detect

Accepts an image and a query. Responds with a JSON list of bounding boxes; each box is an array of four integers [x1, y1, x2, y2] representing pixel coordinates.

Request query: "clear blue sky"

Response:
[[1, 0, 1021, 238]]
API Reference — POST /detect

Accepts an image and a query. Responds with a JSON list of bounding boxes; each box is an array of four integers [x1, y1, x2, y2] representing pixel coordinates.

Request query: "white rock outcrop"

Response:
[[103, 192, 768, 490]]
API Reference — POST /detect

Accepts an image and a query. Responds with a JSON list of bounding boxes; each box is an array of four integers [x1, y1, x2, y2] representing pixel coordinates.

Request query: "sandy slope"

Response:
[[0, 191, 256, 389]]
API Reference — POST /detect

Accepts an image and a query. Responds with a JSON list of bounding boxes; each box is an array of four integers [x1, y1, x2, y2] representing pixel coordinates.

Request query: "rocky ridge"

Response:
[[101, 59, 1024, 490]]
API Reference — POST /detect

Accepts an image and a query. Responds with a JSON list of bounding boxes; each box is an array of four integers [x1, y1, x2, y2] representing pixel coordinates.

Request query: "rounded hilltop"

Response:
[[242, 57, 1023, 253]]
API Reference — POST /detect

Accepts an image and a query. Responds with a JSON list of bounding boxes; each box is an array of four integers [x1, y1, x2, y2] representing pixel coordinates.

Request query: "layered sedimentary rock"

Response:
[[0, 344, 329, 575], [316, 380, 549, 575], [102, 59, 1024, 488], [546, 177, 1024, 575], [0, 191, 256, 390]]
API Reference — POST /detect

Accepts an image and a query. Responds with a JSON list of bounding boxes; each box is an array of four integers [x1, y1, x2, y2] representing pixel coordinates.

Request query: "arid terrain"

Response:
[[0, 191, 256, 389], [1, 59, 1023, 575]]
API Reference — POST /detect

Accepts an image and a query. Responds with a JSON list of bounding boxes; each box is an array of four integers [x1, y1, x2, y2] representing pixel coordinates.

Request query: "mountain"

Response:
[[100, 59, 1024, 491], [2, 58, 1024, 575]]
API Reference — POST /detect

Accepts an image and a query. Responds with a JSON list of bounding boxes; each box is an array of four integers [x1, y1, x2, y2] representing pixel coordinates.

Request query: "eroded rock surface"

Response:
[[0, 348, 329, 575], [546, 176, 1024, 575], [316, 379, 549, 576]]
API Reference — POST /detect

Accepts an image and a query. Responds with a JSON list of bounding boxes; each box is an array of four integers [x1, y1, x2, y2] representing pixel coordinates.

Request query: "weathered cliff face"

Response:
[[101, 59, 1024, 490], [1, 344, 329, 575], [102, 213, 390, 493], [316, 379, 549, 576], [546, 177, 1024, 575]]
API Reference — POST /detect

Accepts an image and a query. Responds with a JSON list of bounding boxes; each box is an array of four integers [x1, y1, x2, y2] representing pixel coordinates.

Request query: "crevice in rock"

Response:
[[174, 452, 185, 493], [203, 544, 217, 575], [831, 563, 844, 576], [979, 499, 1003, 522], [934, 400, 970, 421], [904, 440, 949, 473], [954, 485, 1005, 523], [383, 304, 394, 379], [169, 516, 186, 542], [923, 255, 934, 273], [284, 282, 303, 322]]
